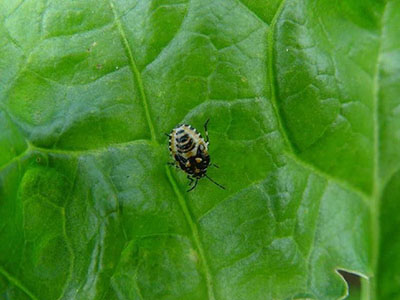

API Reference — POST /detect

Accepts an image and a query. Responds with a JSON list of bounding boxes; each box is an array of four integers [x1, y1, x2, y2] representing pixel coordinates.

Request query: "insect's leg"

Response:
[[187, 175, 194, 186], [167, 161, 180, 169], [204, 118, 210, 143], [187, 179, 198, 192], [205, 174, 225, 190], [164, 133, 170, 137], [210, 163, 219, 168]]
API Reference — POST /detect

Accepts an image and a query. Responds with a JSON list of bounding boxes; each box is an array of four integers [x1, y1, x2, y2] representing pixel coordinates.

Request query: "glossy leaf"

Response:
[[0, 0, 399, 299]]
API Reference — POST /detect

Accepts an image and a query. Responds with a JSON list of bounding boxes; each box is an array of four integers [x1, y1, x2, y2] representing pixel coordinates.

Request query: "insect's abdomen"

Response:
[[176, 133, 196, 153]]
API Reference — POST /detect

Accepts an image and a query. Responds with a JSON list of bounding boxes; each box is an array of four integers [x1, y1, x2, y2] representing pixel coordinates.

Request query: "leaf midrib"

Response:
[[108, 1, 216, 299], [109, 0, 156, 143]]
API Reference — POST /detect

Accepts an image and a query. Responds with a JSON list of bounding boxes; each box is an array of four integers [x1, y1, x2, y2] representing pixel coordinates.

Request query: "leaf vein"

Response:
[[0, 147, 30, 173], [109, 0, 157, 142], [285, 152, 370, 204], [143, 0, 191, 72], [165, 166, 216, 300], [0, 265, 38, 300], [57, 163, 79, 300], [234, 0, 270, 27], [370, 0, 390, 294]]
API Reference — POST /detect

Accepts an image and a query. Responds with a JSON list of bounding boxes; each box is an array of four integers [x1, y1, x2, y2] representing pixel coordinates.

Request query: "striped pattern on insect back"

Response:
[[175, 130, 196, 153], [176, 133, 189, 143], [169, 124, 206, 159], [177, 140, 195, 153]]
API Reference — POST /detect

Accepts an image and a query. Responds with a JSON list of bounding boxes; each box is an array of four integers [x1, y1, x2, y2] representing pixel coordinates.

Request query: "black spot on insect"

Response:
[[176, 134, 189, 143], [177, 140, 195, 152], [167, 119, 225, 192]]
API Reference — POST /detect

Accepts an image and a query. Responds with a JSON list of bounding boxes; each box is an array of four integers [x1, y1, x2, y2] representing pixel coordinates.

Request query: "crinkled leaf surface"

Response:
[[0, 0, 399, 299]]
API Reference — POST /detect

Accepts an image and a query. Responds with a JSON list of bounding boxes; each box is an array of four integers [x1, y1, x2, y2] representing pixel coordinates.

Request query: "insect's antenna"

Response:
[[204, 119, 210, 143], [205, 174, 225, 190]]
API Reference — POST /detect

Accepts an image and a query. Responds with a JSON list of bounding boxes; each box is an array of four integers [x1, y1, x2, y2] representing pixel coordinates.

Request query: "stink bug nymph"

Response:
[[167, 119, 225, 192]]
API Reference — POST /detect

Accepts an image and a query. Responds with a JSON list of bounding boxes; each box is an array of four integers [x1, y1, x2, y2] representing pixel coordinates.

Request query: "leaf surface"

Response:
[[0, 0, 398, 299]]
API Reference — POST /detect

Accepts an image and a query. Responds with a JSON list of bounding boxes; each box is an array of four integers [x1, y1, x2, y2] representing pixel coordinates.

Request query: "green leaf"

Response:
[[0, 0, 398, 299]]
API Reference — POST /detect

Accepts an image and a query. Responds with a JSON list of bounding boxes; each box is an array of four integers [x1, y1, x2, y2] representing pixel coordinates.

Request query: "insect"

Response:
[[167, 119, 225, 192]]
